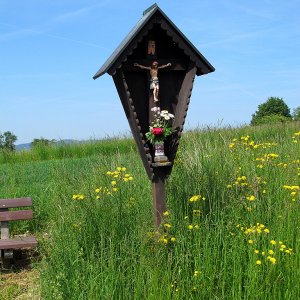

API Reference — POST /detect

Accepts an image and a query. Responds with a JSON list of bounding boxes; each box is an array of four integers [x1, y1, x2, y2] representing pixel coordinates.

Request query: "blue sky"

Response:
[[1, 0, 299, 144]]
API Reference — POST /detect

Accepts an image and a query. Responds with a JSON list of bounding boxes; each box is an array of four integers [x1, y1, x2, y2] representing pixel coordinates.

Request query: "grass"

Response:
[[0, 122, 300, 299], [0, 137, 135, 164]]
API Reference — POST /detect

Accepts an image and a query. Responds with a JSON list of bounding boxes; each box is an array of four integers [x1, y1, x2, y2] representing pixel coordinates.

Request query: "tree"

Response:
[[31, 137, 56, 148], [292, 106, 300, 121], [0, 131, 17, 151], [251, 97, 292, 125]]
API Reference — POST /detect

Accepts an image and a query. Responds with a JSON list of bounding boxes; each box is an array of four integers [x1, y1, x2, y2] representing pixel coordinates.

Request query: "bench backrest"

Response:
[[0, 197, 33, 222]]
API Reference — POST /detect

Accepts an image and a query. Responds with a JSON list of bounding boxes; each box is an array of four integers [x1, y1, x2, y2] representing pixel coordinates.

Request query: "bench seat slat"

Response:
[[0, 210, 33, 221], [0, 236, 38, 250], [0, 197, 32, 208]]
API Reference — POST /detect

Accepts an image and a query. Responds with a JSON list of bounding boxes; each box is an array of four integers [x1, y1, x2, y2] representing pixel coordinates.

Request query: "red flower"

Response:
[[152, 127, 164, 136]]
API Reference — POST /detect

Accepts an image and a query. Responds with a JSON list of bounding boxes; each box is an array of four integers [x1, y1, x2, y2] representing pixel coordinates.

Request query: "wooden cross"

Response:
[[123, 41, 187, 123]]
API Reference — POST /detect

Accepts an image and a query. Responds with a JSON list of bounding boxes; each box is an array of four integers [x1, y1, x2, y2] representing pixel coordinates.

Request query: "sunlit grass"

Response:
[[0, 122, 299, 299]]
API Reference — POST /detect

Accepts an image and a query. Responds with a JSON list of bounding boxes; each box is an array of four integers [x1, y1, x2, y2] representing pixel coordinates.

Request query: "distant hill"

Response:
[[16, 143, 31, 151]]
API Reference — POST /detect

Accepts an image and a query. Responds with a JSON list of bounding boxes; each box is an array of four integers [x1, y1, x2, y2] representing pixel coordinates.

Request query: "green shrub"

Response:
[[253, 114, 291, 125]]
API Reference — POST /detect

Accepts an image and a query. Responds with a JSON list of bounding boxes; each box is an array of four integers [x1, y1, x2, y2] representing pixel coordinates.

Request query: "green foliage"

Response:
[[251, 97, 292, 125], [252, 114, 291, 125], [31, 137, 56, 148], [0, 131, 17, 151], [292, 106, 300, 121]]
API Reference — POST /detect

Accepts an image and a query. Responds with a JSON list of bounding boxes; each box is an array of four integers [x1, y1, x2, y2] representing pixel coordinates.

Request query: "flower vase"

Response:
[[154, 142, 168, 163]]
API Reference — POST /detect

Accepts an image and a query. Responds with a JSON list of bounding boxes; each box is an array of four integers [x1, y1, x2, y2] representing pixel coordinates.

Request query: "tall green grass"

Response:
[[0, 137, 135, 164], [0, 122, 299, 299]]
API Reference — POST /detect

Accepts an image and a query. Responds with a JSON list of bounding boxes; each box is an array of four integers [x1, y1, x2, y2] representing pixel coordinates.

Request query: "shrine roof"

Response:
[[93, 3, 215, 79]]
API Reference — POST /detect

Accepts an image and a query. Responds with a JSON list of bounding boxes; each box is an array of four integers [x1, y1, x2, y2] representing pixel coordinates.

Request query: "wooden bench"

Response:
[[0, 197, 38, 264]]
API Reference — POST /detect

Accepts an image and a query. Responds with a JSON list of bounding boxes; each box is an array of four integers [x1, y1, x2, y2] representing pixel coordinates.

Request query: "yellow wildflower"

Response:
[[280, 244, 287, 251], [246, 195, 255, 201], [194, 270, 200, 277], [269, 257, 276, 264], [256, 260, 262, 265], [72, 194, 84, 200], [189, 195, 201, 202]]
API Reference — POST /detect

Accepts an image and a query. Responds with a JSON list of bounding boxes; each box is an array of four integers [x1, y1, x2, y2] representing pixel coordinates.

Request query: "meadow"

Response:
[[0, 122, 300, 299]]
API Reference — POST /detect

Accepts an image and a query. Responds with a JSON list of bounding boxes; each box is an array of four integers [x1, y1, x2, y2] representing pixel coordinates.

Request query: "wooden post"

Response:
[[0, 207, 13, 262], [152, 168, 167, 227]]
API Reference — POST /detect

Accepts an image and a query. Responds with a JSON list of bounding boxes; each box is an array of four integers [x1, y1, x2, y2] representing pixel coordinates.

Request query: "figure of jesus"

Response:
[[134, 61, 171, 102]]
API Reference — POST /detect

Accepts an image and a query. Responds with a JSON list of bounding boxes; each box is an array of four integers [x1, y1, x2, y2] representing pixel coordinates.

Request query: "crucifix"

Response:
[[122, 39, 187, 124], [133, 61, 171, 103], [131, 40, 173, 125]]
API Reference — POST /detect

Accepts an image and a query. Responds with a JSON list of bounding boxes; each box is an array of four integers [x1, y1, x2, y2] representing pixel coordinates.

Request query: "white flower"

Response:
[[160, 110, 174, 120], [151, 106, 160, 113]]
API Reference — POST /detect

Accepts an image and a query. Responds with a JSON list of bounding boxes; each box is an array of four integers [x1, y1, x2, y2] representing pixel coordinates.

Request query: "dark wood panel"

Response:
[[167, 62, 197, 168], [0, 210, 33, 222], [0, 236, 38, 250], [0, 197, 32, 208], [113, 69, 154, 180]]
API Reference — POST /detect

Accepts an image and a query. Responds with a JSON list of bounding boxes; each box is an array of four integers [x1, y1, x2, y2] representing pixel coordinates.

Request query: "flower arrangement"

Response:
[[145, 107, 174, 144]]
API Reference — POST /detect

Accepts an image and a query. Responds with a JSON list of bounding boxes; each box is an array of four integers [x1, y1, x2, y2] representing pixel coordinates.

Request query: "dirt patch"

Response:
[[0, 268, 40, 300]]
